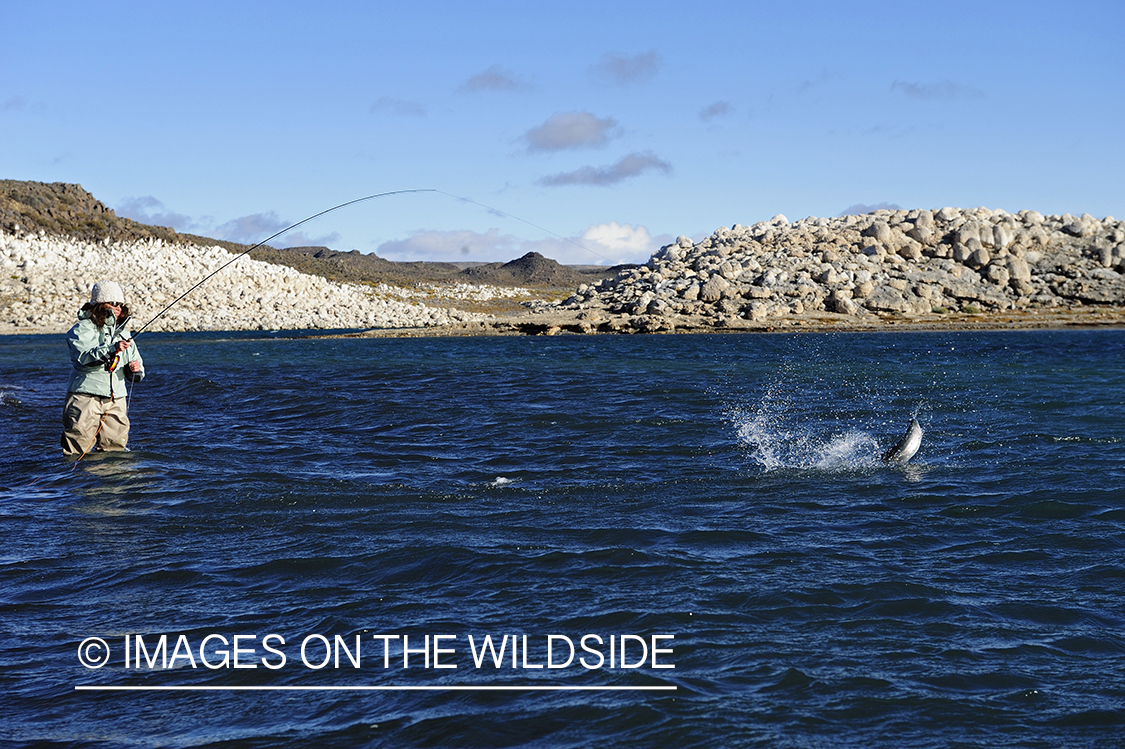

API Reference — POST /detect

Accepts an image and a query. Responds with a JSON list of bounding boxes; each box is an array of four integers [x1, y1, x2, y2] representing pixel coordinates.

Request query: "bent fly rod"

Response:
[[130, 188, 437, 337], [129, 187, 608, 337]]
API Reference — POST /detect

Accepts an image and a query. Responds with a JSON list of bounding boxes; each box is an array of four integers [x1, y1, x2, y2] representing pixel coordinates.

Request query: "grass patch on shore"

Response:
[[416, 284, 573, 316]]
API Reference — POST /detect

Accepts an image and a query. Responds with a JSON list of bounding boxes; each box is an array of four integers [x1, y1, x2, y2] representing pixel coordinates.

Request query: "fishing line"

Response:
[[434, 190, 613, 265], [131, 187, 611, 336], [31, 191, 433, 479], [20, 188, 607, 485], [131, 188, 437, 337]]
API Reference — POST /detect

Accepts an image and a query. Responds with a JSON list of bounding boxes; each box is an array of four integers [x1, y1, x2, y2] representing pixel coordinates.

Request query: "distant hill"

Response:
[[462, 251, 592, 286], [0, 179, 634, 288], [257, 246, 628, 288], [1, 179, 184, 244]]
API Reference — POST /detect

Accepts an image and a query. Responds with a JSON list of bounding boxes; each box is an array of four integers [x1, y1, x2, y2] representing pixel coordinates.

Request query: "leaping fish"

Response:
[[881, 417, 923, 464]]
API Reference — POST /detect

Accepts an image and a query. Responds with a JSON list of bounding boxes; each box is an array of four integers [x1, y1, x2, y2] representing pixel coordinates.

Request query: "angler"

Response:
[[56, 191, 444, 464], [60, 280, 145, 458]]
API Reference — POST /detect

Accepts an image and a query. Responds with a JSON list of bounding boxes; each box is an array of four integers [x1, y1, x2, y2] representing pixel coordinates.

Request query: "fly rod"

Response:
[[130, 188, 437, 337]]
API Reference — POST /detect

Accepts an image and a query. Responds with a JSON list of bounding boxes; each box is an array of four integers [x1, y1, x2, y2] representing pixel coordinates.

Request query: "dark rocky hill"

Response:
[[461, 251, 610, 286], [1, 179, 183, 244]]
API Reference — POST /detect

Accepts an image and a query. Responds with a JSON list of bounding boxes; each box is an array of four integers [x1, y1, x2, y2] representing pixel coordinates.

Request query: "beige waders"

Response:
[[61, 392, 131, 457]]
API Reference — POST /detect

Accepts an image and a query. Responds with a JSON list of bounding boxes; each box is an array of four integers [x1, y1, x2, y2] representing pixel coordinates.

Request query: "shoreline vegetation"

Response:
[[2, 180, 1123, 336]]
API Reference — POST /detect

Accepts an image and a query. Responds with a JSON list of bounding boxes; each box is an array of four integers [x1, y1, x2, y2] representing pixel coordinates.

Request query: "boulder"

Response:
[[898, 244, 923, 261], [992, 224, 1014, 250], [952, 238, 975, 264], [862, 221, 893, 244], [983, 262, 1010, 286], [864, 285, 912, 313], [718, 260, 741, 280], [828, 290, 858, 314], [1063, 220, 1091, 238], [699, 275, 730, 302], [967, 247, 991, 269], [1006, 255, 1032, 283], [906, 224, 933, 244]]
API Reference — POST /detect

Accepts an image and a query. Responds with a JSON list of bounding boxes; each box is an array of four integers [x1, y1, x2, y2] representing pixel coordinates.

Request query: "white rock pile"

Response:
[[0, 230, 489, 332], [551, 207, 1125, 329]]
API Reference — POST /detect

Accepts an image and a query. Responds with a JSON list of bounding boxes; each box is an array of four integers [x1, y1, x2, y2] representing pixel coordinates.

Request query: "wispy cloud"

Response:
[[273, 229, 342, 248], [591, 51, 660, 85], [212, 211, 339, 247], [377, 228, 518, 261], [523, 111, 619, 152], [863, 123, 917, 139], [891, 80, 984, 101], [1, 96, 28, 112], [796, 70, 837, 96], [537, 151, 672, 187], [118, 197, 340, 247], [699, 100, 734, 121], [838, 202, 902, 216], [116, 196, 197, 231], [461, 64, 531, 92], [370, 97, 427, 116], [212, 212, 287, 243]]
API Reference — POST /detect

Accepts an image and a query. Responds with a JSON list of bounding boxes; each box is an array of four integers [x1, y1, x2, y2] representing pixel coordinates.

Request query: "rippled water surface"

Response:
[[2, 330, 1123, 748]]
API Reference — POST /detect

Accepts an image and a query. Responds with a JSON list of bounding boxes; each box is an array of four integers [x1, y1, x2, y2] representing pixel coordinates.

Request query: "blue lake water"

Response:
[[1, 329, 1123, 748]]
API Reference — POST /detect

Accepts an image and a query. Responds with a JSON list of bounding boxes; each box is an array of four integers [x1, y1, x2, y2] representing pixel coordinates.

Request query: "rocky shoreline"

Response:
[[3, 204, 1124, 337], [519, 206, 1125, 334]]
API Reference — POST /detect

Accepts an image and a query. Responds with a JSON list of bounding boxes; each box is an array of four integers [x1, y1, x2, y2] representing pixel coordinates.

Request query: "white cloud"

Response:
[[582, 222, 652, 255], [523, 111, 619, 152], [539, 222, 670, 265], [374, 223, 667, 266], [537, 151, 672, 187]]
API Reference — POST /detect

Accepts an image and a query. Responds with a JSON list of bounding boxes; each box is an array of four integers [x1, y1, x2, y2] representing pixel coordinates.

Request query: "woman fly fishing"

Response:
[[61, 280, 145, 458]]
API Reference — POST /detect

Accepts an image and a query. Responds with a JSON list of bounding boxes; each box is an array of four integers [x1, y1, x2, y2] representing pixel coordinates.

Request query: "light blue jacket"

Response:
[[65, 310, 145, 399]]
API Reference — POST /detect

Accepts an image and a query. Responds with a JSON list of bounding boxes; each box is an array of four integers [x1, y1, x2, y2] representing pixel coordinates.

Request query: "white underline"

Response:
[[75, 685, 676, 692]]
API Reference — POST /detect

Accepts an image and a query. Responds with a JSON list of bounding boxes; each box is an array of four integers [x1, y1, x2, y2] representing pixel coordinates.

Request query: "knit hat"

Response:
[[90, 280, 125, 305]]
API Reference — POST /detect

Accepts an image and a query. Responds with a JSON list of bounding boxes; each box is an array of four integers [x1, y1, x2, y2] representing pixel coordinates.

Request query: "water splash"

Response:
[[731, 406, 883, 471], [721, 341, 927, 472]]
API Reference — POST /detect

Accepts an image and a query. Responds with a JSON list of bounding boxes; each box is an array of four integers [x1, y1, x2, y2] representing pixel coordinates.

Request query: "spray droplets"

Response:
[[730, 406, 883, 471]]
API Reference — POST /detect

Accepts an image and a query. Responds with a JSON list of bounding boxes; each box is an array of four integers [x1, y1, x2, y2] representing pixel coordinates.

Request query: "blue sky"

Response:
[[3, 0, 1122, 265]]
